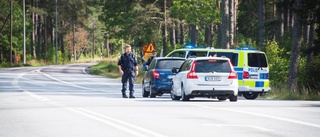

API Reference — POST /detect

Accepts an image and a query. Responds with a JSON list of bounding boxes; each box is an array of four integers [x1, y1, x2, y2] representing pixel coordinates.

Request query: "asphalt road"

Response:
[[0, 63, 320, 137]]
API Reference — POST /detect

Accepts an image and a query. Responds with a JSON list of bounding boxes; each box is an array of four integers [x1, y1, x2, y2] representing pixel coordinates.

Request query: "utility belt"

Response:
[[122, 68, 134, 71]]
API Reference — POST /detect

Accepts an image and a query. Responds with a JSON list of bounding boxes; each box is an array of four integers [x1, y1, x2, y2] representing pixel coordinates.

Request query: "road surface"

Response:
[[0, 63, 320, 137]]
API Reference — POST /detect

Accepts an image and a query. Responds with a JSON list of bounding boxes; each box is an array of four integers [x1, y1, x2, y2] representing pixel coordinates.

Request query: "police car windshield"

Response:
[[187, 51, 207, 58], [195, 60, 231, 73], [248, 53, 268, 67], [156, 59, 185, 69], [167, 51, 185, 58]]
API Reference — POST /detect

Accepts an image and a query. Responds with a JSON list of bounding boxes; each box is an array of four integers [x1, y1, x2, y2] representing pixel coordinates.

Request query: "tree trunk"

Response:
[[170, 22, 176, 49], [258, 0, 265, 50], [179, 23, 184, 45], [303, 24, 310, 44], [216, 0, 222, 48], [229, 0, 235, 47], [190, 24, 197, 46], [37, 15, 41, 59], [162, 0, 168, 56], [283, 1, 288, 33], [44, 16, 48, 62], [288, 0, 302, 93], [289, 6, 294, 30], [234, 0, 238, 45], [307, 22, 315, 63], [276, 0, 284, 42], [175, 21, 179, 45], [216, 24, 222, 48], [32, 0, 37, 58], [205, 25, 212, 47], [60, 33, 64, 54], [221, 0, 230, 49]]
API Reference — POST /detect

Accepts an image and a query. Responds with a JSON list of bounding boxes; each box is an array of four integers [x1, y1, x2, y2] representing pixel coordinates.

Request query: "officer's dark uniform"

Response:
[[146, 56, 155, 66], [118, 53, 138, 98], [146, 50, 156, 66]]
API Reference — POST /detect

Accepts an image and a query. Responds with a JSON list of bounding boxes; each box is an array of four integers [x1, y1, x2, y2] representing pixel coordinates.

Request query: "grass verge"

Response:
[[264, 86, 320, 100], [89, 59, 145, 84]]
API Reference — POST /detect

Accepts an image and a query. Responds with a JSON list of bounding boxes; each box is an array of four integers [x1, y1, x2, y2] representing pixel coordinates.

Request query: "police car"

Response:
[[166, 45, 271, 100]]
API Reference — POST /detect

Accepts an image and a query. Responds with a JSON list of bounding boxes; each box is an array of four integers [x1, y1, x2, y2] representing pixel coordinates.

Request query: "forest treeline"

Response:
[[0, 0, 319, 94]]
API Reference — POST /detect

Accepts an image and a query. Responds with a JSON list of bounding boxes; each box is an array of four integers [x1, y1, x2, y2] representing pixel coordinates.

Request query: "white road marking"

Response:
[[82, 67, 88, 74], [203, 123, 272, 131], [38, 69, 91, 90], [77, 108, 168, 137], [9, 70, 167, 137], [192, 104, 320, 129]]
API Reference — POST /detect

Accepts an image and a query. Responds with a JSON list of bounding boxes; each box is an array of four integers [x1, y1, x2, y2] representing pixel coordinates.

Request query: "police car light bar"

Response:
[[234, 45, 257, 50], [185, 43, 209, 49]]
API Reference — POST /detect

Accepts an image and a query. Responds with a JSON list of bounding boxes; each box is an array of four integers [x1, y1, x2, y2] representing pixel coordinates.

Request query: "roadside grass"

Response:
[[264, 85, 320, 101], [0, 58, 105, 68], [89, 59, 146, 84]]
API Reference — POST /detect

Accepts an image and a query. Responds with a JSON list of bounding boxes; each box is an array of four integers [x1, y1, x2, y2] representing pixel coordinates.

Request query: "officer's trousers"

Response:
[[121, 70, 135, 95]]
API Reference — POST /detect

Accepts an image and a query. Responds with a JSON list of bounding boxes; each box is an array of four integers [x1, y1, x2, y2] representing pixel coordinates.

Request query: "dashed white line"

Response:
[[203, 123, 272, 131], [192, 104, 320, 129], [10, 69, 167, 137]]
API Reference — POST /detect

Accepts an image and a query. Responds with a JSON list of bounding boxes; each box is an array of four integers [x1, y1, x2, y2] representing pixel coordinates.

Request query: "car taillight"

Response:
[[243, 71, 249, 79], [228, 71, 238, 79], [153, 70, 160, 79], [187, 72, 198, 79], [227, 60, 238, 79], [187, 61, 198, 79]]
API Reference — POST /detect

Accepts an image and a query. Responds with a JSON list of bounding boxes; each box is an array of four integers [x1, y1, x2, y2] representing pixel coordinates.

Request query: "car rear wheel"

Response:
[[171, 86, 181, 100], [243, 93, 259, 100], [217, 96, 227, 101], [142, 83, 149, 97], [181, 86, 190, 101], [149, 83, 156, 98], [228, 95, 238, 102]]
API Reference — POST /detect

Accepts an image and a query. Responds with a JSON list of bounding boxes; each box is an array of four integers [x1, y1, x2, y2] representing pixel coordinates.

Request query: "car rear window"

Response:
[[195, 60, 231, 73], [248, 53, 268, 67], [156, 59, 185, 69]]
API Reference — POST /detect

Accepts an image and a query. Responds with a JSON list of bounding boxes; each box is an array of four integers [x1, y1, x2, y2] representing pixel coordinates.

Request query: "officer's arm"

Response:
[[118, 57, 123, 73]]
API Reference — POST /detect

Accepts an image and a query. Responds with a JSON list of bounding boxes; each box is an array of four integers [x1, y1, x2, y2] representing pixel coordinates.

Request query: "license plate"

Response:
[[168, 75, 175, 79], [250, 75, 258, 79], [205, 76, 221, 81]]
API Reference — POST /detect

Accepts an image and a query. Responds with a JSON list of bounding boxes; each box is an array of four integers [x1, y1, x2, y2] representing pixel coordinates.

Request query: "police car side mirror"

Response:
[[171, 67, 179, 74]]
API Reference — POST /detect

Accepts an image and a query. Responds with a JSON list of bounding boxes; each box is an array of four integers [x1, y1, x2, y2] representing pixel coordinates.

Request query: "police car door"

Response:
[[245, 52, 269, 88]]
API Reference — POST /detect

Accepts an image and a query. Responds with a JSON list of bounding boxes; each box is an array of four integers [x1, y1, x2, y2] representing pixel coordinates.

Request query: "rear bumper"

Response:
[[151, 83, 172, 93], [190, 90, 235, 97]]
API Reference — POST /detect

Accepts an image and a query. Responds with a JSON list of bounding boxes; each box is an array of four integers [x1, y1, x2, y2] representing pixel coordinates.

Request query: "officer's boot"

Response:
[[122, 92, 128, 98], [129, 91, 135, 99], [129, 94, 135, 99]]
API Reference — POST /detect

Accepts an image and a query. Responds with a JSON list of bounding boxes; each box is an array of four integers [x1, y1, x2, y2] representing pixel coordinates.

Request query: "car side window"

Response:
[[148, 59, 156, 69], [167, 51, 186, 58], [179, 60, 191, 72]]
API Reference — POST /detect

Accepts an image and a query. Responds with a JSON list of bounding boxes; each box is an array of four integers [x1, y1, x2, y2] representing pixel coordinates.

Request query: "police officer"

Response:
[[146, 50, 157, 70], [118, 45, 139, 98]]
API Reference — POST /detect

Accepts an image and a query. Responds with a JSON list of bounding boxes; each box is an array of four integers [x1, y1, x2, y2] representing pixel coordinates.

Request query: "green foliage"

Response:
[[299, 55, 320, 94], [170, 0, 220, 25], [266, 41, 290, 86]]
